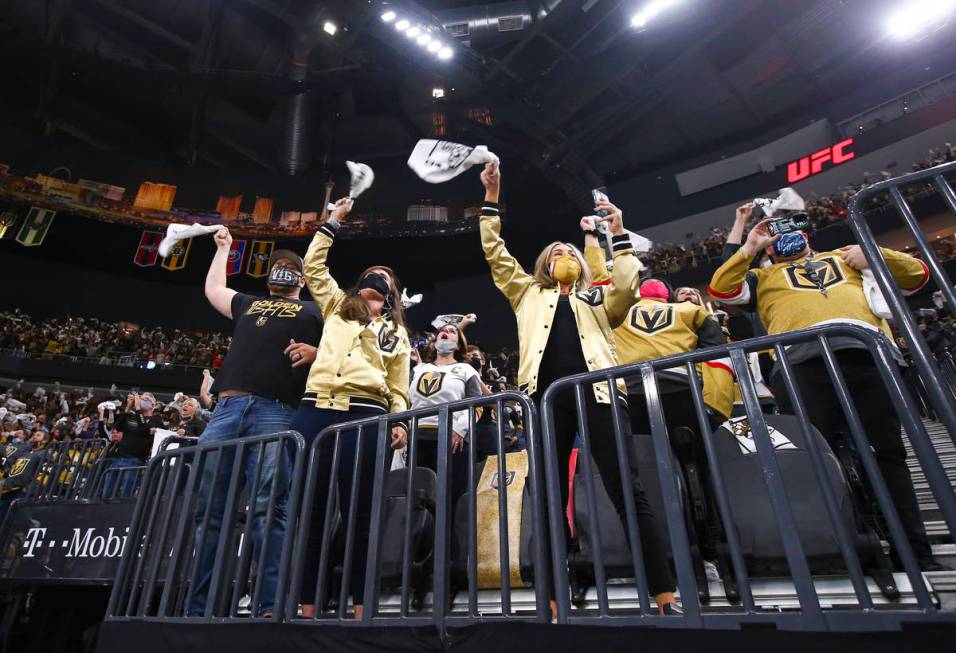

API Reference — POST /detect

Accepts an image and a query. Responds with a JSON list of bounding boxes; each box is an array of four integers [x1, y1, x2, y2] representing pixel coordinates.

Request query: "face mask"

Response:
[[140, 399, 153, 411], [435, 340, 457, 355], [640, 279, 670, 301], [359, 273, 390, 299], [550, 255, 581, 284], [773, 232, 808, 258], [268, 266, 302, 287]]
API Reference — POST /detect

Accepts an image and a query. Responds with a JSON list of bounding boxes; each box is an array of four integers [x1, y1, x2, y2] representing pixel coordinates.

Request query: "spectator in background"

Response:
[[105, 392, 161, 495], [0, 429, 50, 522], [176, 398, 206, 438]]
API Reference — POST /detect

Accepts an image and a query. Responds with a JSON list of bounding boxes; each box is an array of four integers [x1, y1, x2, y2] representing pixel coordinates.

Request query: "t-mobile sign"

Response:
[[786, 137, 856, 183]]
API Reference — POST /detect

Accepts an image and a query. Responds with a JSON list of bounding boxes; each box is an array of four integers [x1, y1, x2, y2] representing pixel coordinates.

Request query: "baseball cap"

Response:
[[268, 250, 304, 274]]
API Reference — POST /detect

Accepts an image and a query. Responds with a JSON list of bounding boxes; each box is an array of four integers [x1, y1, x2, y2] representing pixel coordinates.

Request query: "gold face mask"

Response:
[[551, 254, 582, 284]]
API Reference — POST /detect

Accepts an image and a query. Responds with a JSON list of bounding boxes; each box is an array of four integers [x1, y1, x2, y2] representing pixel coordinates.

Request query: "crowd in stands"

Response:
[[641, 142, 956, 275], [0, 309, 231, 369]]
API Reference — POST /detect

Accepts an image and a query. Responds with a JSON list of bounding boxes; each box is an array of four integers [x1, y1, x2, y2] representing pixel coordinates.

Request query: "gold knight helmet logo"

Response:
[[629, 304, 674, 335], [416, 371, 445, 398], [784, 257, 845, 291], [256, 316, 268, 327]]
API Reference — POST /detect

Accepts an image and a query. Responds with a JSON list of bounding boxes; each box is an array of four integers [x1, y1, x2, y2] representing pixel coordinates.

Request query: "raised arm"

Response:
[[478, 164, 534, 310], [709, 218, 777, 310], [582, 217, 612, 285], [597, 200, 641, 327], [205, 227, 238, 319], [303, 198, 352, 320]]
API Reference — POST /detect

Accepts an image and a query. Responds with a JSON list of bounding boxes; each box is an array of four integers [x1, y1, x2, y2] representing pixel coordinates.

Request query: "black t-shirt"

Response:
[[213, 292, 324, 407], [111, 412, 163, 462], [536, 295, 588, 394]]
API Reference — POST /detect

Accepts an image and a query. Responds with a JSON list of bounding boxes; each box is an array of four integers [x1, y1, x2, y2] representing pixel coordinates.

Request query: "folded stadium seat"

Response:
[[377, 467, 437, 611], [708, 414, 898, 601], [569, 434, 710, 606], [450, 452, 538, 602]]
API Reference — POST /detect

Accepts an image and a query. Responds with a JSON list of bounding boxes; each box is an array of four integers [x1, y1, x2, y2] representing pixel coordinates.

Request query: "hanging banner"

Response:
[[133, 230, 164, 267], [15, 207, 56, 247], [160, 238, 192, 271], [226, 239, 248, 276], [245, 240, 274, 278], [0, 210, 18, 240]]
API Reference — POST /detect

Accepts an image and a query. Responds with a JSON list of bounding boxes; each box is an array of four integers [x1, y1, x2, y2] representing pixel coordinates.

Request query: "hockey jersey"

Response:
[[408, 362, 483, 438]]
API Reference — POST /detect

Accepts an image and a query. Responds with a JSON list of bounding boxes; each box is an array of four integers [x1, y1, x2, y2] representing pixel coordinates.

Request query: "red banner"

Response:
[[133, 230, 164, 267]]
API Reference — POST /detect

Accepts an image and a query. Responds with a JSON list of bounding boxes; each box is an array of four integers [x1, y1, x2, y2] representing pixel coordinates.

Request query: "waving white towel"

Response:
[[158, 223, 221, 258], [407, 139, 499, 184]]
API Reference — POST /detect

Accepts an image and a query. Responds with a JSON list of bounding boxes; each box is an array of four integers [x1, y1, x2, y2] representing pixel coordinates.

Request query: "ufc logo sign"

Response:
[[786, 138, 855, 183]]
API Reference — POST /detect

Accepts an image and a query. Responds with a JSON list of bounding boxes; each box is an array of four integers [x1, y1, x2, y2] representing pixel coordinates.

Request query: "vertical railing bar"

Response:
[[312, 429, 343, 616], [684, 360, 756, 612], [400, 416, 418, 617], [467, 406, 479, 616], [274, 432, 307, 622], [729, 348, 824, 627], [204, 441, 247, 619], [772, 344, 874, 609], [138, 451, 188, 616], [251, 439, 282, 619], [157, 448, 204, 617], [574, 383, 609, 616], [339, 424, 366, 620], [641, 366, 702, 625], [183, 448, 222, 615], [606, 373, 651, 615], [231, 441, 268, 616], [361, 418, 391, 623], [518, 393, 551, 623], [432, 407, 453, 628], [817, 338, 934, 608], [126, 458, 174, 615], [493, 398, 512, 616]]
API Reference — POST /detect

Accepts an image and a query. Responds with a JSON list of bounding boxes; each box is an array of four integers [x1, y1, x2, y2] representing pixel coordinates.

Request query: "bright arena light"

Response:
[[322, 21, 337, 36], [438, 47, 453, 60], [427, 40, 442, 52], [381, 11, 396, 22], [406, 25, 421, 38], [631, 0, 681, 29], [395, 19, 410, 31], [886, 0, 956, 40], [417, 33, 432, 45]]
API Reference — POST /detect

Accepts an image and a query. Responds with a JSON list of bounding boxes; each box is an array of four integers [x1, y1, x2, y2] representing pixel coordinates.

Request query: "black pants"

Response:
[[414, 426, 472, 516], [535, 386, 675, 596], [772, 350, 933, 562], [628, 378, 710, 438]]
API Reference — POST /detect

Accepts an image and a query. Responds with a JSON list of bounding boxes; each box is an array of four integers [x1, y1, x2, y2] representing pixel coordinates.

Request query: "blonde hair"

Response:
[[532, 242, 592, 292]]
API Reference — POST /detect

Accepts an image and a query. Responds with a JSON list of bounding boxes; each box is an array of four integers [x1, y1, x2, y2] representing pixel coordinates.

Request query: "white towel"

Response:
[[407, 139, 499, 184], [158, 223, 221, 258], [862, 269, 893, 319], [327, 160, 375, 210], [401, 288, 423, 308]]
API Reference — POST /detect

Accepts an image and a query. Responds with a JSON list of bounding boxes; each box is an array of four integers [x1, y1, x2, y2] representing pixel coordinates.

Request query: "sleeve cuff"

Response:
[[318, 219, 339, 239], [610, 234, 633, 254], [480, 201, 499, 216]]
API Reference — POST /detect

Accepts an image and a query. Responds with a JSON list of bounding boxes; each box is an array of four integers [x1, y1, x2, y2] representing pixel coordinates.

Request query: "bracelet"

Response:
[[581, 228, 597, 235]]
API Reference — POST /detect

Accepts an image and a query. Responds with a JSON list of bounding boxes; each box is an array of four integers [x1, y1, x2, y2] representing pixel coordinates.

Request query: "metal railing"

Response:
[[106, 430, 306, 622], [848, 159, 956, 446], [284, 391, 549, 628], [24, 439, 111, 501], [540, 323, 956, 630]]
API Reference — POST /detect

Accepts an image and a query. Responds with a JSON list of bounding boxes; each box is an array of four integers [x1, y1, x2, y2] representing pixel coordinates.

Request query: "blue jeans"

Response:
[[290, 405, 386, 607], [188, 395, 296, 617], [102, 457, 144, 498]]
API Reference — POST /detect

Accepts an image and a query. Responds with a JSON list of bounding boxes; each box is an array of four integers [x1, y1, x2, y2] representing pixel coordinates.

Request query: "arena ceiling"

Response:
[[2, 0, 956, 211]]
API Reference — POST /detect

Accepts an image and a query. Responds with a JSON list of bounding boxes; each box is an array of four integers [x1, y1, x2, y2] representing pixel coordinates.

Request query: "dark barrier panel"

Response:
[[24, 439, 111, 502], [284, 391, 549, 628], [848, 159, 956, 444], [106, 430, 306, 623], [0, 354, 203, 393], [540, 324, 956, 630], [0, 501, 136, 584]]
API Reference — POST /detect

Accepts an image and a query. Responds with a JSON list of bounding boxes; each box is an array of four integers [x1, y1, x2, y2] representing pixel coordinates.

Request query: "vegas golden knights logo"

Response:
[[784, 257, 845, 292], [378, 324, 400, 353], [575, 286, 604, 307], [490, 470, 515, 489], [10, 458, 29, 477], [416, 371, 445, 397], [629, 304, 674, 335]]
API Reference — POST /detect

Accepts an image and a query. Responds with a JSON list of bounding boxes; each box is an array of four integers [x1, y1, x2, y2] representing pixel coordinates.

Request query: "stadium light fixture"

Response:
[[631, 0, 681, 29], [395, 18, 410, 31], [433, 87, 445, 99], [885, 0, 956, 40], [438, 47, 453, 60], [417, 33, 432, 45], [381, 9, 454, 61], [406, 25, 422, 38], [323, 21, 337, 36], [427, 40, 442, 53], [381, 10, 396, 22]]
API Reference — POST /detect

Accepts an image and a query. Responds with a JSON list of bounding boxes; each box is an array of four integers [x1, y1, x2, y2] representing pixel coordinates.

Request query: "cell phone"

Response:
[[767, 213, 810, 236], [591, 188, 609, 217]]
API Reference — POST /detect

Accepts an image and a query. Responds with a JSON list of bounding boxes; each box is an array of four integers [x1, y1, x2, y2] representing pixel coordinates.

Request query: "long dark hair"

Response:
[[337, 265, 407, 331], [422, 325, 469, 363]]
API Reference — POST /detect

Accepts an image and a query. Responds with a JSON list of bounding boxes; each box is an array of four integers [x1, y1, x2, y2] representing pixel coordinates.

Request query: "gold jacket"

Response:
[[302, 221, 411, 414], [479, 205, 640, 403]]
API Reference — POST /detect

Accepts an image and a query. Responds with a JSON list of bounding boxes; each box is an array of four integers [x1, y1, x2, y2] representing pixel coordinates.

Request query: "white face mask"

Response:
[[435, 340, 457, 355]]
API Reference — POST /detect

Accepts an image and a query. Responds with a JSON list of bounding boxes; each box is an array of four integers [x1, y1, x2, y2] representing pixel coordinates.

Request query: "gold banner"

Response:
[[475, 451, 529, 589]]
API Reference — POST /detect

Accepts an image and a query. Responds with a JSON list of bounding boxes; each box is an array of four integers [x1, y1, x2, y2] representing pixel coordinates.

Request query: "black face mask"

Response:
[[469, 355, 483, 371], [268, 266, 302, 288], [359, 273, 390, 299]]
